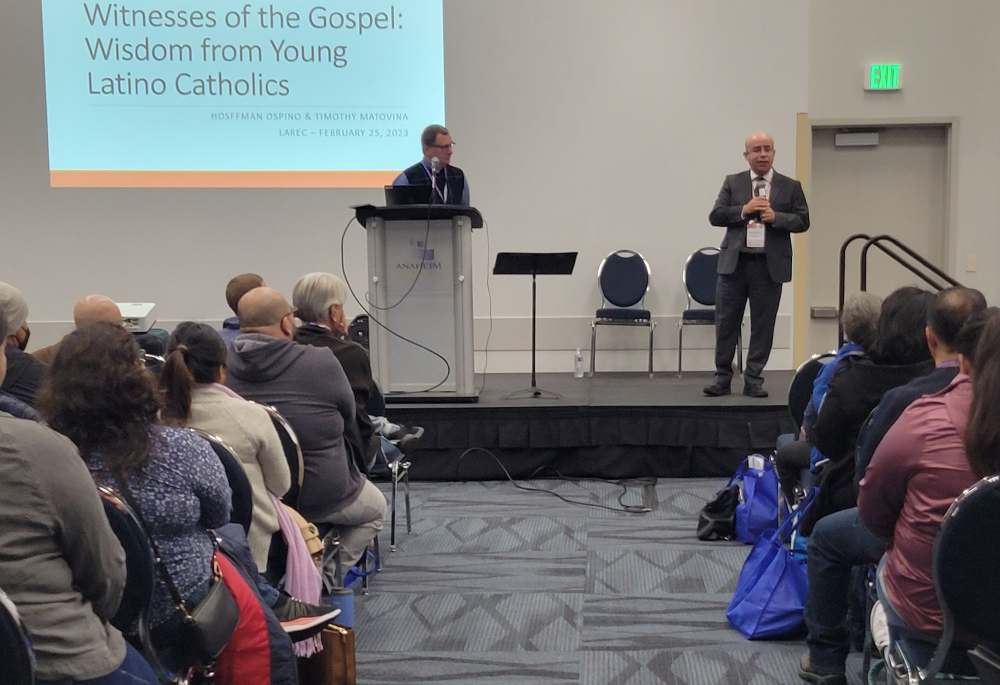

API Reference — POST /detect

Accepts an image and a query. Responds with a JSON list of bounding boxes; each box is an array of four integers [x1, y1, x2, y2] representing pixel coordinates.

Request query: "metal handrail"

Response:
[[837, 233, 963, 347]]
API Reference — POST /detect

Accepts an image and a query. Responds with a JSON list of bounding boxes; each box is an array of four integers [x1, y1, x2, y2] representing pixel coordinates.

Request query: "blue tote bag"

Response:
[[726, 489, 816, 639], [733, 455, 781, 544]]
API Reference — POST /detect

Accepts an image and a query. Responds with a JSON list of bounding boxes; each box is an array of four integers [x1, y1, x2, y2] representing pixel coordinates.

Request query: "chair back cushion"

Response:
[[270, 415, 303, 509], [0, 589, 35, 685], [205, 438, 254, 534], [599, 252, 648, 307], [101, 493, 156, 632], [787, 358, 825, 429], [936, 477, 1000, 648], [684, 250, 720, 306]]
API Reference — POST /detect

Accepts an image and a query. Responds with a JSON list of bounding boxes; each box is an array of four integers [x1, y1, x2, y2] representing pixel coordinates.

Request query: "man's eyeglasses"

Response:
[[428, 142, 455, 150]]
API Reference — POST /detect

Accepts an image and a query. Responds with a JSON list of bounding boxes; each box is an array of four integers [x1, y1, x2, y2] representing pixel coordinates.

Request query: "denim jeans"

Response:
[[42, 644, 157, 685], [805, 508, 887, 673]]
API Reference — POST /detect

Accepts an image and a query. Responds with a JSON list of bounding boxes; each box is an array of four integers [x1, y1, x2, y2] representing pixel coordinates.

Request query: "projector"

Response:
[[117, 303, 156, 333]]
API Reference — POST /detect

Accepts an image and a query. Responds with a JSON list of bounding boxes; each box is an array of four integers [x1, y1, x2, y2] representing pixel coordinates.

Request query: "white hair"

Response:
[[292, 272, 348, 322]]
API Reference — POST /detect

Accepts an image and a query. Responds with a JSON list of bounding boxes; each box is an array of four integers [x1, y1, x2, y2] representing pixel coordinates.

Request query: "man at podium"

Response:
[[393, 124, 471, 205]]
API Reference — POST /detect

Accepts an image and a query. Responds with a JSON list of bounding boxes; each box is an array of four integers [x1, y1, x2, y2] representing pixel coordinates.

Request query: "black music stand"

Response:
[[493, 252, 578, 400]]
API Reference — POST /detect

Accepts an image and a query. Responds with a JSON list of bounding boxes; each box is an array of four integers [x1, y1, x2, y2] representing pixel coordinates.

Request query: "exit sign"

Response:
[[866, 64, 901, 90]]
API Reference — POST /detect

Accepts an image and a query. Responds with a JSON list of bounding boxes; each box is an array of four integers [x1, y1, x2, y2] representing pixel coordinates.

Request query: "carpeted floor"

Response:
[[357, 478, 865, 684]]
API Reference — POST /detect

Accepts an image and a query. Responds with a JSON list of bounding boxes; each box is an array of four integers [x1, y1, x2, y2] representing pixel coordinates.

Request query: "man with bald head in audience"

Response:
[[31, 296, 123, 365], [219, 272, 266, 346], [224, 287, 386, 570]]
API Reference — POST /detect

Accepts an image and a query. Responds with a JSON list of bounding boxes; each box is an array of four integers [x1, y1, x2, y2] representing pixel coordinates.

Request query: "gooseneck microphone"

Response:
[[429, 156, 441, 204]]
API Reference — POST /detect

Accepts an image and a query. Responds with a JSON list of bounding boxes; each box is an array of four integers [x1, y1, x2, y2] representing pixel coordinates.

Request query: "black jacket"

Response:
[[801, 355, 933, 534], [294, 325, 379, 466]]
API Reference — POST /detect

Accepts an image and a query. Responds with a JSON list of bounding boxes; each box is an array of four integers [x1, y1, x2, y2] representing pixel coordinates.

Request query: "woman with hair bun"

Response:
[[160, 321, 290, 572]]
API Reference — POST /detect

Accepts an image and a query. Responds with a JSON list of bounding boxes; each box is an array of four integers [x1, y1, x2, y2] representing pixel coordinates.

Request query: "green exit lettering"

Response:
[[869, 64, 901, 90]]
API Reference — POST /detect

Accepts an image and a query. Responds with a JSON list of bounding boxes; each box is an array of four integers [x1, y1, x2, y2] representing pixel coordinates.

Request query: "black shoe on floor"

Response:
[[797, 653, 846, 685], [703, 382, 732, 397], [743, 384, 769, 398], [271, 593, 333, 623]]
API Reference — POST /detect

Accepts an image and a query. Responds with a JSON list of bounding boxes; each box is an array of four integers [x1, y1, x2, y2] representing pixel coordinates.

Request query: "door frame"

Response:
[[793, 115, 959, 365]]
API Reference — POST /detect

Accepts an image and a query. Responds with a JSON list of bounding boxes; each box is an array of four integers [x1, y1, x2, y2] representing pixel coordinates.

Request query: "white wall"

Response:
[[0, 1, 810, 373], [807, 0, 1000, 303]]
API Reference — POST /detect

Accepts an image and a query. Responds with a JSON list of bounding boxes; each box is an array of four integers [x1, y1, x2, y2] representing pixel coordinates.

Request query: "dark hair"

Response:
[[953, 308, 997, 364], [160, 322, 227, 425], [225, 273, 264, 315], [928, 287, 987, 349], [867, 286, 935, 365], [964, 309, 1000, 478], [421, 124, 449, 148], [36, 323, 161, 475]]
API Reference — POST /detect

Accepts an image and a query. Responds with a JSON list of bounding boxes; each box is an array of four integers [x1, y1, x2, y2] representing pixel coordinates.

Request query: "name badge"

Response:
[[746, 221, 766, 249]]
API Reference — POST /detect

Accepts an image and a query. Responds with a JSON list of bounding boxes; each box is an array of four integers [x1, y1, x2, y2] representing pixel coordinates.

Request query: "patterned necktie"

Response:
[[434, 170, 447, 203], [753, 176, 766, 198]]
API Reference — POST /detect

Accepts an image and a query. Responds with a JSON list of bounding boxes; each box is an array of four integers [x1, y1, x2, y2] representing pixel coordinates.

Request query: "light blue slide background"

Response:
[[41, 1, 444, 172]]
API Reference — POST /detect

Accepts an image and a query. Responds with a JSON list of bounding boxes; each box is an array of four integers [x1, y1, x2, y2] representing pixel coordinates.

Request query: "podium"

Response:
[[355, 204, 484, 402]]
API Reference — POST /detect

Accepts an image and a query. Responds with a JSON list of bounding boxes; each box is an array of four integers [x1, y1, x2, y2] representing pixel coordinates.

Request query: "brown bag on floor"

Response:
[[297, 625, 356, 685]]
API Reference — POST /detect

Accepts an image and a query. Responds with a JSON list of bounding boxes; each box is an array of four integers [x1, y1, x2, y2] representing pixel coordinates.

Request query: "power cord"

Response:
[[456, 447, 654, 514], [340, 215, 451, 393]]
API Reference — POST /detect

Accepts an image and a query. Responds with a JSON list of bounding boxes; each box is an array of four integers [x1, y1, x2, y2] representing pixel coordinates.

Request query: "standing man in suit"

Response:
[[393, 124, 471, 206], [704, 131, 809, 398]]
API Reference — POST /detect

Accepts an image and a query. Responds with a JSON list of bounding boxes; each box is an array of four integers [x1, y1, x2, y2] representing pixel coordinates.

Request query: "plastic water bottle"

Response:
[[574, 349, 584, 378]]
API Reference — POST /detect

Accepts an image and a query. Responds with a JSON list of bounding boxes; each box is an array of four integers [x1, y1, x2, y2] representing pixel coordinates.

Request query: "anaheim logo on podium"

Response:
[[396, 240, 442, 270]]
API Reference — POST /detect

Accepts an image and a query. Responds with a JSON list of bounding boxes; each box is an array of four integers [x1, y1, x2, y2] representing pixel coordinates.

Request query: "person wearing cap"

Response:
[[0, 282, 46, 407]]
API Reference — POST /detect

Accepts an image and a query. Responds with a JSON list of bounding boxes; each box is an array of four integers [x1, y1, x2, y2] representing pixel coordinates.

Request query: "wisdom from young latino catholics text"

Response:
[[82, 2, 405, 97]]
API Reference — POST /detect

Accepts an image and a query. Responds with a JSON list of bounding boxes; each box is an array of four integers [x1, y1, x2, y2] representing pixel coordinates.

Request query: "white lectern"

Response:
[[355, 204, 483, 402]]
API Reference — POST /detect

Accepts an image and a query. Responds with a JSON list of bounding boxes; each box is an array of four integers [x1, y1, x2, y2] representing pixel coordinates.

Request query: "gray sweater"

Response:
[[225, 334, 363, 522], [0, 413, 127, 680]]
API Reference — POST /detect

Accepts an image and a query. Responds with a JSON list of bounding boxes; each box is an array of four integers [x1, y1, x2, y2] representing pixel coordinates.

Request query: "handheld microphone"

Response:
[[751, 176, 768, 221]]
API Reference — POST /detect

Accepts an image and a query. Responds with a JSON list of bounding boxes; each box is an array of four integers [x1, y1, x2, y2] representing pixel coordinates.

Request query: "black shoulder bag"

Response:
[[116, 478, 241, 671]]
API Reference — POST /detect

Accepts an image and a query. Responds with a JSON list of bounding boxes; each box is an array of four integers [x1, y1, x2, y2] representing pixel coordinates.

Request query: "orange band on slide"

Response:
[[50, 170, 399, 188]]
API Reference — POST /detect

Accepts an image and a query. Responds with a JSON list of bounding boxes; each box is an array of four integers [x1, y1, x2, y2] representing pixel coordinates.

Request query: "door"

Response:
[[806, 125, 949, 355]]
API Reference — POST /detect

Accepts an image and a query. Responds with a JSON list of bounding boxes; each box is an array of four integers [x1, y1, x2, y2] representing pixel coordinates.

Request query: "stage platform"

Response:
[[385, 370, 796, 481]]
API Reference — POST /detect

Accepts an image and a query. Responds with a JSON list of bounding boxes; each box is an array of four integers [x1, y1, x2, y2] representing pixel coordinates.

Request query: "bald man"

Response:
[[704, 132, 810, 398], [225, 288, 386, 570], [31, 295, 123, 365]]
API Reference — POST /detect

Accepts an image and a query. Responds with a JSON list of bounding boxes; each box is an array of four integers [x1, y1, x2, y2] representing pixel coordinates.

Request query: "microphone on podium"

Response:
[[429, 157, 441, 204]]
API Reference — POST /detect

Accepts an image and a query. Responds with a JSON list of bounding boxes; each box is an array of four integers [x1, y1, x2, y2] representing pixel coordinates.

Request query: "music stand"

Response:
[[493, 252, 578, 400]]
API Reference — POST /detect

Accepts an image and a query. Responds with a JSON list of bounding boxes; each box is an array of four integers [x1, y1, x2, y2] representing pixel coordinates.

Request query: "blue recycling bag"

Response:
[[726, 489, 817, 639], [733, 455, 781, 544]]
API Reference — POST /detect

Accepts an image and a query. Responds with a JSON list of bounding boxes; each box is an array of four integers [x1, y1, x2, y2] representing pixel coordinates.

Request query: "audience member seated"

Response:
[[775, 291, 881, 503], [293, 272, 381, 467], [0, 312, 159, 685], [219, 273, 265, 346], [857, 309, 1000, 672], [797, 288, 987, 685], [801, 286, 936, 534], [160, 322, 291, 572], [224, 287, 386, 569], [38, 322, 284, 684], [0, 281, 46, 406], [31, 295, 123, 365]]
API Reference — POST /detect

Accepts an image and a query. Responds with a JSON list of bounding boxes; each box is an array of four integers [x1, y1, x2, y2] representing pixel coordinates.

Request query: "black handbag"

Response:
[[117, 479, 241, 672], [697, 483, 741, 541]]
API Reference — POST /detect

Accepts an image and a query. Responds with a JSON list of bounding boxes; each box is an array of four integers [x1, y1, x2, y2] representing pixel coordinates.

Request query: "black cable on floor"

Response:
[[456, 448, 653, 513]]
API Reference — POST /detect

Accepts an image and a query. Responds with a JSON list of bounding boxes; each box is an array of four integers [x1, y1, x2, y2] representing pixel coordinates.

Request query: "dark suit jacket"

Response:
[[708, 170, 810, 283]]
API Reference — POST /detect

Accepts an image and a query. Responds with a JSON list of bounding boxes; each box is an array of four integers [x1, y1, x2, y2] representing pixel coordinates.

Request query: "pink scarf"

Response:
[[268, 492, 325, 657]]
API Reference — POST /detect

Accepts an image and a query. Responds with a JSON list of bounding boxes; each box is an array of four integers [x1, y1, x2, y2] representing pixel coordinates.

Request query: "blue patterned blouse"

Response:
[[90, 426, 232, 628]]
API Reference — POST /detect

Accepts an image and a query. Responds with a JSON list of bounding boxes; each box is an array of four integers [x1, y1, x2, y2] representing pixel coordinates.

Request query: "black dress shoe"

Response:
[[703, 382, 731, 397], [743, 385, 769, 398]]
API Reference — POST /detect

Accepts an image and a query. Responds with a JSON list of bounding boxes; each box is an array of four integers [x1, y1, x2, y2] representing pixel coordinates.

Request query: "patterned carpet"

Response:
[[356, 478, 865, 684]]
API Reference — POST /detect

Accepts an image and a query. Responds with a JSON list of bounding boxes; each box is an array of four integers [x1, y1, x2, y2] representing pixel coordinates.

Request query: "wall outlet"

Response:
[[966, 255, 977, 272]]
